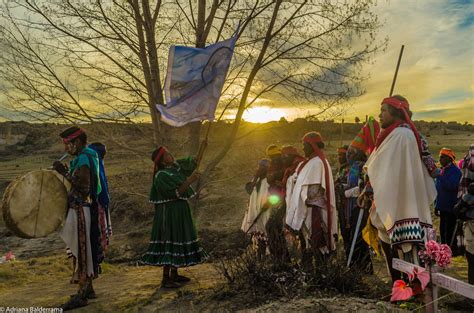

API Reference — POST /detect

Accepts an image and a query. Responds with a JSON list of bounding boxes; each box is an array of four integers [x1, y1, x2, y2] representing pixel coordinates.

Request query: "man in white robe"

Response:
[[242, 159, 270, 254], [286, 132, 338, 255], [365, 95, 437, 281]]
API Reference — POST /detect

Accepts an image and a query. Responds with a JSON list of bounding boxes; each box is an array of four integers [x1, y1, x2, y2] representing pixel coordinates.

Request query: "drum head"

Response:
[[2, 170, 68, 238]]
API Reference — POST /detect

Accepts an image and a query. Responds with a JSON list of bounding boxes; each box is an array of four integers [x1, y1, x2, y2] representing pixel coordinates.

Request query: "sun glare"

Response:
[[242, 106, 286, 123]]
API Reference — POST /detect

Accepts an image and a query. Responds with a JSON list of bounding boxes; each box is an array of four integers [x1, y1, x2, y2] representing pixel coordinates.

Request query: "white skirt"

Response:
[[59, 206, 94, 277]]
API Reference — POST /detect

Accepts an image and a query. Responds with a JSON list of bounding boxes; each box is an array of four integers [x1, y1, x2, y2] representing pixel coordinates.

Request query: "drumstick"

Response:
[[47, 153, 69, 170], [58, 153, 69, 162]]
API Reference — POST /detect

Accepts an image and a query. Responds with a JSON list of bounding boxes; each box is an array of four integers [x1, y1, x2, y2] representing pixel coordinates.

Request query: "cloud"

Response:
[[344, 0, 474, 123], [1, 1, 472, 124]]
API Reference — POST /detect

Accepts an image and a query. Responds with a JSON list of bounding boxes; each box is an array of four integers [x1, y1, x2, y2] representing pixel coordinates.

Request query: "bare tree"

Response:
[[201, 0, 385, 177], [0, 0, 384, 176], [0, 0, 171, 143]]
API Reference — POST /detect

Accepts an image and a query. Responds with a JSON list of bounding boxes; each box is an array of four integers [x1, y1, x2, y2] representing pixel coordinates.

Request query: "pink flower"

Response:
[[408, 267, 430, 291], [5, 251, 15, 262], [391, 280, 414, 302], [435, 244, 452, 268], [418, 249, 428, 261], [424, 240, 439, 258]]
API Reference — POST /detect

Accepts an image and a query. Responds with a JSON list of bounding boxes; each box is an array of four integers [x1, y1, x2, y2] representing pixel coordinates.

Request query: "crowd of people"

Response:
[[52, 126, 209, 310], [241, 95, 474, 286], [50, 95, 473, 310]]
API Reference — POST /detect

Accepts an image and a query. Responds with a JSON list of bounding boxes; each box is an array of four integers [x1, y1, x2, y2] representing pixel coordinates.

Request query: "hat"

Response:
[[266, 144, 281, 157], [350, 116, 380, 154], [337, 145, 349, 154], [281, 145, 299, 156], [439, 148, 455, 162]]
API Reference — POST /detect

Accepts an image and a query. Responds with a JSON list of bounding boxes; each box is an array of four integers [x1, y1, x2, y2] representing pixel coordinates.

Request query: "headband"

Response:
[[62, 128, 85, 144]]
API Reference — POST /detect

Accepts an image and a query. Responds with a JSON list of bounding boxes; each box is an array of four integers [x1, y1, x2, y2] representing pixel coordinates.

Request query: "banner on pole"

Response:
[[157, 35, 237, 127]]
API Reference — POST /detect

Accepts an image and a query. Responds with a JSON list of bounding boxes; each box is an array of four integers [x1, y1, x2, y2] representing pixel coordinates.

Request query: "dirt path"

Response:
[[0, 255, 220, 312]]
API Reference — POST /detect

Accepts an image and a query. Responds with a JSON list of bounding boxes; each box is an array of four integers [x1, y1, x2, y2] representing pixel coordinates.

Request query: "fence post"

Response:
[[425, 265, 439, 313]]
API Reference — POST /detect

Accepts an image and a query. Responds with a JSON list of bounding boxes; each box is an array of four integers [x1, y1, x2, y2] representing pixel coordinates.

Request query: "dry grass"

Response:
[[0, 121, 472, 311]]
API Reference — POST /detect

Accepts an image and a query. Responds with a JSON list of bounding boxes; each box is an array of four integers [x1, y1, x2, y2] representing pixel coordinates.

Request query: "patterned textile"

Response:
[[76, 206, 89, 283], [399, 123, 437, 175], [387, 218, 432, 245], [350, 116, 380, 154], [459, 145, 474, 196]]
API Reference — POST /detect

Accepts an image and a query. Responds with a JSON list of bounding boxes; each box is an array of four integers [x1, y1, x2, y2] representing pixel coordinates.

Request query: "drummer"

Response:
[[53, 126, 102, 310]]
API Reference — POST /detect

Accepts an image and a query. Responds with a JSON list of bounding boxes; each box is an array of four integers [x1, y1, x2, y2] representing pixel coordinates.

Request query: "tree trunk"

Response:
[[202, 0, 282, 176], [187, 0, 207, 156]]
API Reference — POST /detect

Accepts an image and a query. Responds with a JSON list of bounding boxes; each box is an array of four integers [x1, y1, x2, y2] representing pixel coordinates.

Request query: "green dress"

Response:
[[142, 157, 208, 267]]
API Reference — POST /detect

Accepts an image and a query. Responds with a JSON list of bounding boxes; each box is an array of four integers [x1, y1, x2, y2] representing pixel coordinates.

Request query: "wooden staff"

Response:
[[195, 121, 212, 171], [340, 118, 344, 147], [389, 45, 405, 96], [347, 45, 406, 268]]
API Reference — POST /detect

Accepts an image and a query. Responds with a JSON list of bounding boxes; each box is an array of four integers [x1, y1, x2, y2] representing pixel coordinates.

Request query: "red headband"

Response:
[[62, 128, 85, 144], [153, 146, 168, 175], [381, 97, 409, 111], [303, 134, 323, 144], [154, 147, 167, 165], [302, 134, 323, 160], [377, 96, 423, 158]]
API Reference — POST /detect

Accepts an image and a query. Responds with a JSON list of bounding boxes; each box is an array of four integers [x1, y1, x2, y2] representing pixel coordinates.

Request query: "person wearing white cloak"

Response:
[[242, 159, 271, 254], [286, 132, 338, 256], [365, 95, 437, 281]]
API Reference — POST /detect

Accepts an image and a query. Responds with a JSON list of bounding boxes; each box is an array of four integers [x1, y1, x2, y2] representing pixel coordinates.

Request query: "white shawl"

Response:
[[241, 178, 270, 234], [366, 127, 436, 245], [59, 206, 94, 278], [285, 171, 298, 210], [285, 157, 337, 250]]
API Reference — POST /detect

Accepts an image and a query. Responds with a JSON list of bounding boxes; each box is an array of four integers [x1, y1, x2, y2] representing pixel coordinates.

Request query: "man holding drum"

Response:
[[53, 126, 102, 310]]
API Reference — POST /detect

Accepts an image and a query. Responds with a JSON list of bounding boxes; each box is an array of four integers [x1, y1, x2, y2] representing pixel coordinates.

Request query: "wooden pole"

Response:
[[195, 121, 212, 171], [389, 45, 405, 96], [340, 118, 344, 147]]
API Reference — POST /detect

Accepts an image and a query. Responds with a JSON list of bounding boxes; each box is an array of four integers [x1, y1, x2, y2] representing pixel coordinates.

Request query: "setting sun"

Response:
[[242, 106, 286, 123]]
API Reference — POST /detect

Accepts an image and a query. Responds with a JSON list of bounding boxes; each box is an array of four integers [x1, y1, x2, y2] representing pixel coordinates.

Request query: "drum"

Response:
[[2, 170, 69, 238]]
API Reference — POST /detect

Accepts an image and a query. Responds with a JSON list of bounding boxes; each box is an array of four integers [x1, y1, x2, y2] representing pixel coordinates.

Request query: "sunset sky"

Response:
[[0, 0, 472, 124], [352, 0, 473, 123], [241, 0, 474, 123]]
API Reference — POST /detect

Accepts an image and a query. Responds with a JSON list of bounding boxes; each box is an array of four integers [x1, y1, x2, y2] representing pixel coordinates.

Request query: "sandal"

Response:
[[61, 294, 88, 311], [161, 278, 181, 289], [172, 274, 191, 283]]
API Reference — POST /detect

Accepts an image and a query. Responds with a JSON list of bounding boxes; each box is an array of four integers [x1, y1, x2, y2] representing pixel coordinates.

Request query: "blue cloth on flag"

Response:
[[157, 35, 237, 127]]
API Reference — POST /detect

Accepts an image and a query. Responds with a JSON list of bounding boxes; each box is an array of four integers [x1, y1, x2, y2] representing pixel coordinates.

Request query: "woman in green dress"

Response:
[[143, 146, 208, 288]]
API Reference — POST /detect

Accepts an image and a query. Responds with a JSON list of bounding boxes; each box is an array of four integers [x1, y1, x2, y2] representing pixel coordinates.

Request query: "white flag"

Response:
[[157, 35, 237, 127]]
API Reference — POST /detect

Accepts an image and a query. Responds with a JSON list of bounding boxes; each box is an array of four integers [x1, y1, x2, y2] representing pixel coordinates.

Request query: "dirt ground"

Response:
[[0, 121, 473, 311]]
